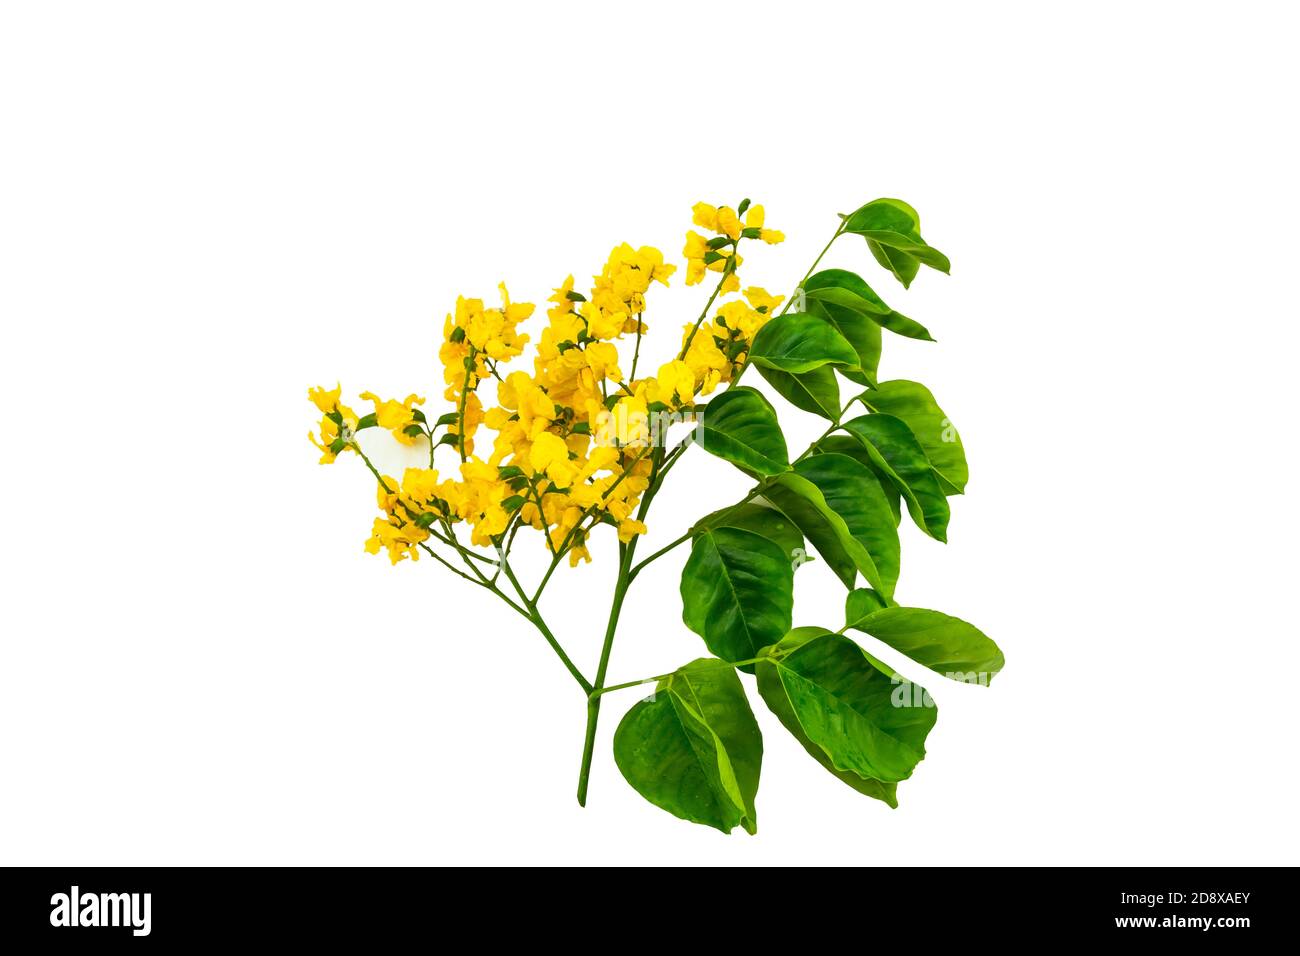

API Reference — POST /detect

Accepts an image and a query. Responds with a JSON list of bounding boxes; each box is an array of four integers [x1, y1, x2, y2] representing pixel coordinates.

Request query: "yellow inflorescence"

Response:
[[309, 201, 784, 566]]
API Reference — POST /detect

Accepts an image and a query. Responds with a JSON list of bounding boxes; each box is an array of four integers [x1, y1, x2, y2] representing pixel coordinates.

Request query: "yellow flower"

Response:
[[364, 516, 428, 565], [718, 300, 766, 340], [584, 342, 623, 383], [581, 300, 627, 341], [308, 383, 342, 414], [307, 384, 359, 464], [692, 202, 719, 231], [745, 204, 785, 244], [683, 231, 711, 286], [618, 518, 648, 543], [692, 201, 742, 240], [549, 275, 577, 318], [681, 323, 733, 395], [717, 206, 742, 240], [596, 388, 650, 447], [743, 286, 784, 315], [401, 467, 442, 505], [449, 390, 485, 455], [655, 359, 695, 407], [360, 391, 426, 445], [529, 431, 578, 486], [376, 475, 401, 514]]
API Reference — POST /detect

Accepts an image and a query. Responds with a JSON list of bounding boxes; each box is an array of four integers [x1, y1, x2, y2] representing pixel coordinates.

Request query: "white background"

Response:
[[2, 2, 1297, 866]]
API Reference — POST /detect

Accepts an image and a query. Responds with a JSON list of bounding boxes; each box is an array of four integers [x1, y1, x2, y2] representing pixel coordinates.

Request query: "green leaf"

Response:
[[695, 501, 804, 564], [434, 411, 460, 428], [844, 588, 891, 623], [861, 380, 968, 494], [748, 312, 860, 375], [614, 658, 763, 834], [756, 627, 936, 785], [844, 600, 1004, 685], [841, 414, 951, 542], [844, 198, 950, 286], [753, 629, 898, 809], [695, 387, 790, 477], [805, 296, 880, 386], [869, 241, 921, 289], [763, 456, 897, 597], [815, 435, 901, 526], [803, 269, 934, 342], [681, 527, 794, 670], [355, 412, 378, 430], [756, 364, 841, 420], [793, 454, 899, 596]]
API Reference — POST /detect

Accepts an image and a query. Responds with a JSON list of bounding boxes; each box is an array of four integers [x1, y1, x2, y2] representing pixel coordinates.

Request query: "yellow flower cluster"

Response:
[[311, 201, 785, 567], [307, 384, 359, 464], [681, 286, 785, 395], [438, 285, 533, 456], [360, 391, 426, 445], [683, 201, 784, 292]]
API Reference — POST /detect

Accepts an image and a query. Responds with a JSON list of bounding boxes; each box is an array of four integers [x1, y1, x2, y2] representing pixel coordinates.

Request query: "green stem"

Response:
[[678, 266, 733, 360], [728, 219, 847, 391], [525, 477, 557, 555], [500, 560, 592, 694], [590, 655, 767, 699], [353, 440, 585, 690], [532, 446, 652, 604], [627, 528, 693, 581], [576, 539, 637, 806], [776, 221, 845, 317], [456, 349, 475, 462], [575, 442, 665, 805], [630, 313, 644, 381]]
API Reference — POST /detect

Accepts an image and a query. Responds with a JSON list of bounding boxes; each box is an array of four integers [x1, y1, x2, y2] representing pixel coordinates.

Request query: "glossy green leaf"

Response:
[[845, 600, 1004, 685], [841, 414, 951, 542], [862, 380, 968, 494], [752, 627, 896, 809], [695, 387, 789, 477], [792, 454, 899, 596], [844, 588, 891, 623], [757, 364, 841, 420], [803, 269, 934, 342], [614, 658, 763, 834], [681, 527, 794, 669], [816, 435, 901, 526], [844, 198, 950, 286], [763, 456, 897, 597], [803, 281, 882, 385], [695, 501, 804, 564], [748, 312, 860, 375], [756, 627, 936, 785]]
